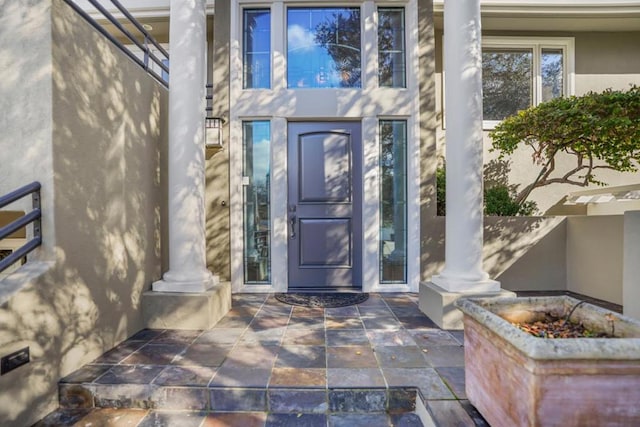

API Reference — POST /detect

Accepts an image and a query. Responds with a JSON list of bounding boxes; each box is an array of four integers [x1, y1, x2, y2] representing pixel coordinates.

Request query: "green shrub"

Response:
[[436, 165, 446, 216], [436, 166, 537, 216], [490, 86, 640, 204], [484, 185, 537, 216]]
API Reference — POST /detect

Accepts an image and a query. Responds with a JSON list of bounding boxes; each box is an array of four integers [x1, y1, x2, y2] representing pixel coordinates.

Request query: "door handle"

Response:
[[290, 215, 297, 239]]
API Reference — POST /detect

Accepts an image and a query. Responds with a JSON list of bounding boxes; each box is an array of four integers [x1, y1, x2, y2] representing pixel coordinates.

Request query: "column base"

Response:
[[419, 281, 515, 330], [142, 281, 231, 329], [152, 272, 219, 293], [431, 274, 500, 293]]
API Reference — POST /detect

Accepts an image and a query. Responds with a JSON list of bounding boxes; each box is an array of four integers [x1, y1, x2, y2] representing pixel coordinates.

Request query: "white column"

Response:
[[153, 0, 215, 293], [431, 0, 498, 293]]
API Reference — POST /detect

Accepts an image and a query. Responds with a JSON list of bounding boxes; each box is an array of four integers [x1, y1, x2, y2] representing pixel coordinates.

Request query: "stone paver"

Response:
[[327, 367, 386, 388], [153, 366, 216, 387]]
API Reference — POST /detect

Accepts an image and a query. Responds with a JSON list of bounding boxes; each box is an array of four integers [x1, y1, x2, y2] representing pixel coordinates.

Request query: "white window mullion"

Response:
[[363, 1, 377, 92], [533, 43, 542, 106], [272, 1, 285, 91]]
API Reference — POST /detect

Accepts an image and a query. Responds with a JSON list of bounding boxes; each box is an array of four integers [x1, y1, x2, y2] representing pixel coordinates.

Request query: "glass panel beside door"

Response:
[[243, 121, 271, 284], [379, 120, 407, 283]]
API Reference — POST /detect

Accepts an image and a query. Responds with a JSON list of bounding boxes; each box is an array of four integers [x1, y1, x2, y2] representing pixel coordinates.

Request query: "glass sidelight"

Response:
[[378, 7, 406, 88], [379, 120, 407, 283], [243, 121, 271, 283]]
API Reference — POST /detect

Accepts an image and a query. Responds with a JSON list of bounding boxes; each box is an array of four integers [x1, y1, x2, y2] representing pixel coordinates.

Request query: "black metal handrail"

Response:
[[0, 182, 42, 274], [62, 0, 169, 87]]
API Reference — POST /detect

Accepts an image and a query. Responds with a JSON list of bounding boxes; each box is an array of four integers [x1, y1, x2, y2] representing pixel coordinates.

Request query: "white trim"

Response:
[[229, 118, 244, 293], [230, 0, 421, 293], [78, 0, 216, 18], [406, 0, 420, 293], [432, 1, 640, 16], [270, 117, 288, 293], [362, 117, 380, 289]]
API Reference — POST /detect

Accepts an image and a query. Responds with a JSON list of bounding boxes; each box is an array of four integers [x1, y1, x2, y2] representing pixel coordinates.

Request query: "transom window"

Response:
[[243, 9, 271, 89], [378, 7, 406, 88], [482, 37, 574, 126], [287, 7, 361, 88]]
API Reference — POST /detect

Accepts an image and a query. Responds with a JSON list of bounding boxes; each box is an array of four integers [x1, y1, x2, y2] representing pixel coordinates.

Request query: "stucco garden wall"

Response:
[[0, 0, 167, 425], [566, 215, 624, 305], [421, 216, 567, 292]]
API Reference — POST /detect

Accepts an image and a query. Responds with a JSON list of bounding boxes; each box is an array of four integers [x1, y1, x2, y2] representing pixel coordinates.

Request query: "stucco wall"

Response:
[[434, 30, 640, 213], [418, 0, 439, 277], [205, 0, 231, 280], [0, 0, 56, 258], [566, 215, 623, 305], [0, 0, 167, 425], [574, 32, 640, 94]]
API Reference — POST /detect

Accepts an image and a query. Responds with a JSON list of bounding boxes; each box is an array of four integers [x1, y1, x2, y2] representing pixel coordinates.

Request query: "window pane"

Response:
[[542, 48, 564, 102], [287, 7, 361, 88], [379, 120, 407, 283], [378, 8, 406, 88], [244, 9, 271, 89], [243, 121, 271, 283], [482, 48, 533, 120]]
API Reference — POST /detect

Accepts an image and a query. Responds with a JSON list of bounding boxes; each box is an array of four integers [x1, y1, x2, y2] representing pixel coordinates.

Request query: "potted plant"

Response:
[[455, 296, 640, 427]]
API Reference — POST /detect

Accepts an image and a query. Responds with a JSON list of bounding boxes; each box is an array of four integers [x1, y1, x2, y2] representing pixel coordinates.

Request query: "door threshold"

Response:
[[287, 287, 363, 294]]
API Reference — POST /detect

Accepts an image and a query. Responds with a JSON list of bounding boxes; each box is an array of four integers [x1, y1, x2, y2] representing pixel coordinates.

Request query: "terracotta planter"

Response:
[[455, 296, 640, 427]]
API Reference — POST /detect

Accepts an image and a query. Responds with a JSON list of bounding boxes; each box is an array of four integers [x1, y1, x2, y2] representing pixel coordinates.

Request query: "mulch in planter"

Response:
[[511, 299, 618, 338], [513, 314, 615, 339]]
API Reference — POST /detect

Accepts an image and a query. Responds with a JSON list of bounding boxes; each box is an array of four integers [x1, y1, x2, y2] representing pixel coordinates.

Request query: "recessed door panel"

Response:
[[288, 122, 362, 289], [299, 133, 351, 203], [299, 219, 352, 267]]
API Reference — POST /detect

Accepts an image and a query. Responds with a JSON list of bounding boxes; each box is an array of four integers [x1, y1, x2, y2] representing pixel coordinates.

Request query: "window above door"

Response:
[[240, 2, 409, 91], [288, 7, 362, 88]]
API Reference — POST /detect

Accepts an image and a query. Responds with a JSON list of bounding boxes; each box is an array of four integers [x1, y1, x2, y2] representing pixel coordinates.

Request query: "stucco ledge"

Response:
[[142, 282, 231, 330]]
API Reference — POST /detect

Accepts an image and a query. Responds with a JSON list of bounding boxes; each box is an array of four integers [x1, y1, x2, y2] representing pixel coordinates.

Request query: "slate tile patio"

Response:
[[44, 292, 484, 426]]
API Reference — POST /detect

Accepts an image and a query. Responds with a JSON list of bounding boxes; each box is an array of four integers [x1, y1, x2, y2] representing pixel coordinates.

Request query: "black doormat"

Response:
[[275, 292, 369, 308]]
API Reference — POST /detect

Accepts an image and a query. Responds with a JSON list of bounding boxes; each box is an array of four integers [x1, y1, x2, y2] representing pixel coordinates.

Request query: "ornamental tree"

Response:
[[490, 86, 640, 205]]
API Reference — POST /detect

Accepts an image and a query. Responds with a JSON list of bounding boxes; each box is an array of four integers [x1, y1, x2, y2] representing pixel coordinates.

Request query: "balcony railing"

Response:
[[0, 182, 42, 274], [62, 0, 169, 87]]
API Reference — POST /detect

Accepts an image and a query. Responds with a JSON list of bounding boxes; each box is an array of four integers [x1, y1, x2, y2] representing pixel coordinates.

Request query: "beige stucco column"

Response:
[[419, 0, 513, 329]]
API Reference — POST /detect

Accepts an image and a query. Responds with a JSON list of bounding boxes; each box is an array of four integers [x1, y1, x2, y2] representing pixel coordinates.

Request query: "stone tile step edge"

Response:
[[59, 384, 422, 414]]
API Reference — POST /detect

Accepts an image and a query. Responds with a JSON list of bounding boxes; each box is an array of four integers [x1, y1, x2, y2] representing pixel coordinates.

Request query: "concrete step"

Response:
[[34, 407, 426, 426]]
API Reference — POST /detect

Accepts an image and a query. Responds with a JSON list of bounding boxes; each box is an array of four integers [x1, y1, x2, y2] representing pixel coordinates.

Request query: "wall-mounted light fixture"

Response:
[[205, 117, 224, 149]]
